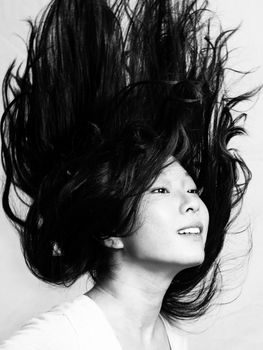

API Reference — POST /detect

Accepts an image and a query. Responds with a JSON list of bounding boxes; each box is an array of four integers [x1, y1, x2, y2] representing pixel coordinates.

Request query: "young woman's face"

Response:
[[122, 158, 209, 272]]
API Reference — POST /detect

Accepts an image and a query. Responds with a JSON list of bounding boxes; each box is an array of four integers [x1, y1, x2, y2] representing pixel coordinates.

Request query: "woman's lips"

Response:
[[177, 223, 203, 235]]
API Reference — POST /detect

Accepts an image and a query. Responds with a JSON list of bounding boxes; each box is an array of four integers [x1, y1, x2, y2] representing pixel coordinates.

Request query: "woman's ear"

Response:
[[103, 237, 124, 249]]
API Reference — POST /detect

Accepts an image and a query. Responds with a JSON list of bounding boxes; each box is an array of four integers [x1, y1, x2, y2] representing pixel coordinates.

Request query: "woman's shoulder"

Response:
[[0, 294, 122, 350], [0, 296, 82, 350]]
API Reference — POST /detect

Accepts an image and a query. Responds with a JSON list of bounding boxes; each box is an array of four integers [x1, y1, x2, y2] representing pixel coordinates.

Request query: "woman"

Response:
[[0, 0, 256, 349]]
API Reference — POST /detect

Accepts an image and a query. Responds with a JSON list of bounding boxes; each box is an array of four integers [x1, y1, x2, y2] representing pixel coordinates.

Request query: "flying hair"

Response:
[[0, 0, 258, 323]]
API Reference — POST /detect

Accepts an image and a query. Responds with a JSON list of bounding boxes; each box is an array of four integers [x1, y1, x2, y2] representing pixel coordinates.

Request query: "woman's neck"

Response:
[[85, 270, 173, 344]]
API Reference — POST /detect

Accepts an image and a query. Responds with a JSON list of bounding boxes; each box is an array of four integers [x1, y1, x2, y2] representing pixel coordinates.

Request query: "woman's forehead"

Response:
[[159, 159, 190, 180]]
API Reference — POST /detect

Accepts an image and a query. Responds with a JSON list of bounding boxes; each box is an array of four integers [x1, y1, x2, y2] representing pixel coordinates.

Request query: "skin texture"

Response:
[[86, 158, 209, 349], [121, 158, 209, 271]]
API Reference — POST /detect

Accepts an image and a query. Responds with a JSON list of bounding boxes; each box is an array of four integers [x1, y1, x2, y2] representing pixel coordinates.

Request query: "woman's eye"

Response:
[[187, 188, 203, 196], [151, 187, 169, 194]]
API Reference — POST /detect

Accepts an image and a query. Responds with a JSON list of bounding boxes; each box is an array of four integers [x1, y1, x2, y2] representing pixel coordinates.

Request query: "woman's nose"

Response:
[[180, 194, 200, 214]]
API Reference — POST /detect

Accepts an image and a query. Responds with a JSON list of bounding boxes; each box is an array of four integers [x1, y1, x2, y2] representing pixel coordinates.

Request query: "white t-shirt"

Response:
[[0, 294, 188, 350]]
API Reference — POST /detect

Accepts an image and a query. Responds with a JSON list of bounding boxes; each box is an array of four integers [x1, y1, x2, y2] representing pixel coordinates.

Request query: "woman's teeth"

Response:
[[177, 227, 201, 235]]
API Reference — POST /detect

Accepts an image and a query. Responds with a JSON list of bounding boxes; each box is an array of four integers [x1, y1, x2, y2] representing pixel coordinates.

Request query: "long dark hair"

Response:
[[0, 0, 258, 324]]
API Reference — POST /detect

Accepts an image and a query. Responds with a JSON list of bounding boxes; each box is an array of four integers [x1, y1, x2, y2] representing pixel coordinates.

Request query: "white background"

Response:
[[0, 1, 263, 349]]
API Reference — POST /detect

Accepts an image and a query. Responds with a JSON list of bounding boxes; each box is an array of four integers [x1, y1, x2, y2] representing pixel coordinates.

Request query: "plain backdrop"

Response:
[[0, 1, 263, 349]]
